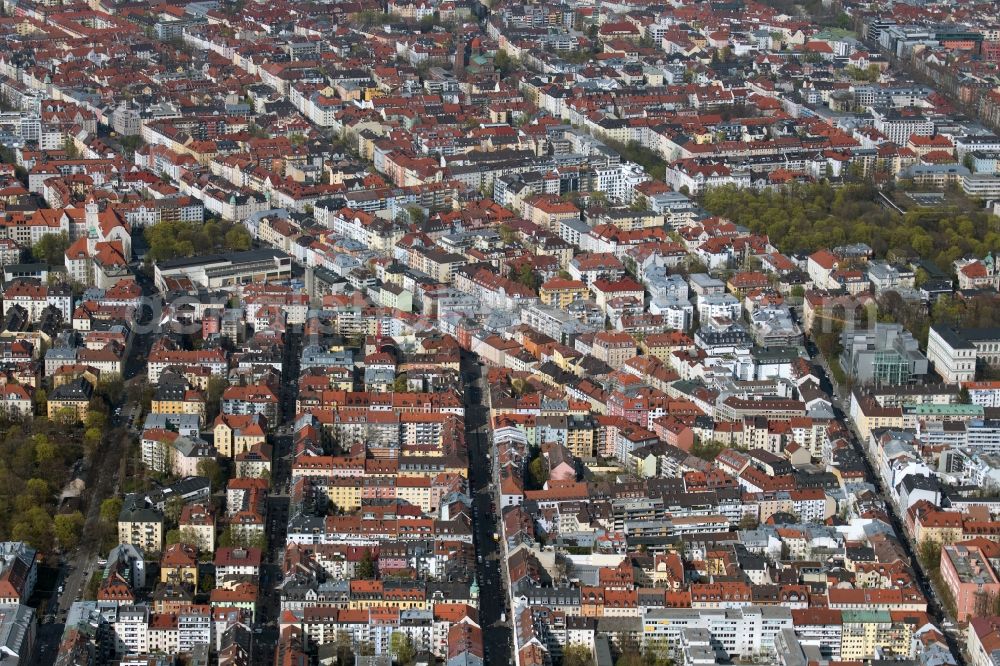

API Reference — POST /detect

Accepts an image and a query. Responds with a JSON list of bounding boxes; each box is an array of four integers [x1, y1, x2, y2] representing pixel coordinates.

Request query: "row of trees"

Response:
[[918, 539, 956, 618], [702, 182, 1000, 275], [330, 632, 415, 665], [757, 0, 853, 29]]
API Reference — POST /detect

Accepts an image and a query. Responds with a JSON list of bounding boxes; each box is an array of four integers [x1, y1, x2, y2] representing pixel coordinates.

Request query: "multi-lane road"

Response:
[[461, 352, 513, 665]]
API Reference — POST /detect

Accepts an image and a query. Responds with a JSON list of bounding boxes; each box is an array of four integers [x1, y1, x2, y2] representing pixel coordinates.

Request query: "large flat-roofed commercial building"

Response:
[[154, 249, 292, 291]]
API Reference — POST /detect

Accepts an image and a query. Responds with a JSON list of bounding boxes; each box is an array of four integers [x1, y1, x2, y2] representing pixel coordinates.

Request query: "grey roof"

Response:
[[689, 273, 726, 289], [901, 474, 942, 493], [62, 600, 107, 637], [45, 347, 77, 360], [0, 604, 33, 658], [173, 436, 215, 458], [595, 616, 642, 632], [143, 413, 202, 433], [0, 543, 35, 572], [137, 476, 211, 511], [50, 377, 93, 401], [447, 655, 484, 666], [120, 495, 164, 524]]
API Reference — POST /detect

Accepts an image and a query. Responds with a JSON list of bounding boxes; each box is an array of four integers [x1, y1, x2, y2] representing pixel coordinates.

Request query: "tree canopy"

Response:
[[527, 453, 548, 489], [217, 526, 266, 550], [54, 512, 85, 549], [357, 548, 377, 579], [690, 438, 727, 462], [143, 219, 252, 263], [390, 632, 416, 665], [197, 458, 225, 493], [100, 497, 123, 524], [494, 50, 520, 77], [119, 135, 146, 157], [876, 291, 1000, 350], [563, 644, 596, 666], [0, 418, 88, 551], [604, 139, 667, 181], [33, 232, 70, 266], [702, 182, 1000, 274]]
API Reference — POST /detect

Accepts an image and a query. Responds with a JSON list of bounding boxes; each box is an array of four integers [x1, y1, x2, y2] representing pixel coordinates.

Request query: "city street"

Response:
[[29, 292, 157, 663], [252, 327, 301, 660], [30, 395, 141, 663], [461, 352, 512, 665], [808, 344, 966, 664], [34, 301, 293, 664]]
